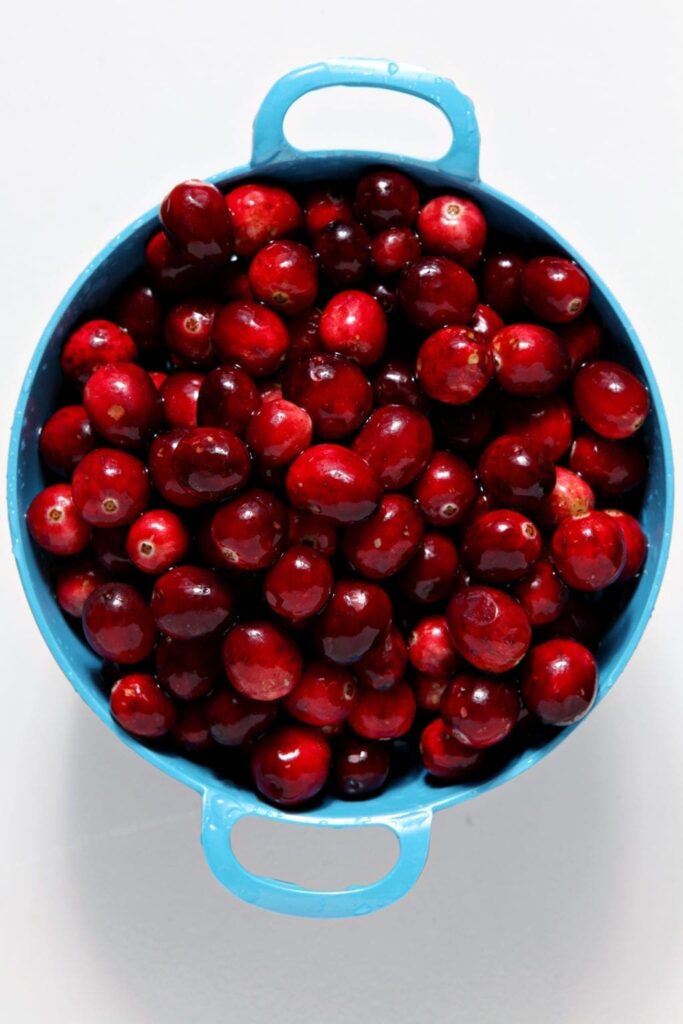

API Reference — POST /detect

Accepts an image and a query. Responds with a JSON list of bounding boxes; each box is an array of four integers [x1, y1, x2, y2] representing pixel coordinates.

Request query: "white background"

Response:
[[1, 2, 682, 1021]]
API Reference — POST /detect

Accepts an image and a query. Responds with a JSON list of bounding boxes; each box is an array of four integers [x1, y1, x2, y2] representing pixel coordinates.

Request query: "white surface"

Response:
[[1, 2, 682, 1021]]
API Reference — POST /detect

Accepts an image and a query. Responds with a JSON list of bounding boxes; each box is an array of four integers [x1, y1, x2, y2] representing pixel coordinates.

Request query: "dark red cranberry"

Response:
[[541, 596, 600, 646], [27, 483, 91, 556], [163, 300, 219, 369], [414, 451, 477, 526], [367, 280, 397, 315], [522, 639, 597, 725], [215, 258, 255, 302], [115, 281, 163, 353], [334, 736, 390, 797], [211, 488, 287, 570], [212, 300, 289, 377], [173, 426, 250, 500], [354, 625, 407, 691], [172, 704, 214, 753], [160, 179, 233, 265], [399, 532, 459, 604], [285, 307, 321, 362], [436, 397, 495, 455], [342, 493, 424, 579], [513, 558, 569, 627], [604, 509, 647, 580], [287, 509, 338, 557], [462, 509, 541, 584], [148, 430, 203, 508], [348, 681, 416, 739], [314, 220, 371, 286], [398, 256, 478, 332], [282, 352, 372, 440], [420, 719, 483, 778], [372, 360, 428, 411], [126, 509, 190, 574], [197, 364, 261, 434], [461, 489, 499, 529], [447, 585, 531, 673], [205, 687, 277, 746], [92, 526, 136, 577], [551, 510, 626, 591], [478, 434, 555, 511], [559, 315, 603, 371], [304, 187, 353, 236], [61, 319, 138, 385], [264, 545, 333, 621], [574, 360, 650, 439], [442, 674, 519, 748], [500, 393, 573, 461], [83, 362, 160, 448], [521, 256, 590, 323], [415, 674, 449, 711], [55, 558, 108, 617], [354, 169, 419, 231], [72, 448, 150, 527], [315, 579, 392, 664], [225, 183, 302, 258], [318, 290, 387, 367], [416, 195, 486, 267], [248, 240, 318, 316], [83, 582, 156, 663], [251, 724, 331, 807], [144, 231, 210, 293], [492, 324, 570, 396], [284, 660, 356, 727], [39, 405, 96, 475], [155, 632, 221, 701], [110, 673, 176, 738], [223, 620, 302, 701], [482, 250, 526, 318], [160, 371, 203, 428], [352, 405, 433, 489], [538, 466, 595, 528], [246, 397, 312, 467], [416, 326, 493, 404], [370, 226, 421, 276], [470, 303, 504, 344], [569, 432, 648, 496], [286, 444, 380, 525], [151, 565, 234, 639], [408, 615, 458, 676]]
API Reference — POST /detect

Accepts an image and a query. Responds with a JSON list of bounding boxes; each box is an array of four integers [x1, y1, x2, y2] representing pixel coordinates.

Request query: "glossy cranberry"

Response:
[[354, 625, 407, 692], [92, 527, 135, 577], [442, 674, 519, 748], [115, 281, 163, 353], [408, 615, 458, 677], [414, 451, 477, 526], [367, 280, 397, 315], [282, 352, 372, 440], [559, 315, 603, 371], [417, 195, 486, 267], [574, 360, 650, 439], [83, 362, 160, 448], [354, 169, 419, 230], [372, 360, 428, 411], [399, 256, 478, 332], [287, 444, 380, 525], [318, 290, 387, 368], [248, 240, 318, 316], [304, 187, 353, 236], [462, 489, 499, 529], [462, 509, 541, 584], [500, 393, 573, 461], [370, 226, 421, 276], [83, 582, 156, 663], [172, 704, 214, 753], [420, 719, 483, 779], [39, 405, 96, 475], [415, 674, 449, 711], [522, 639, 597, 725], [569, 433, 648, 496], [352, 405, 433, 490], [284, 660, 356, 727], [551, 510, 626, 591], [225, 183, 302, 258], [285, 307, 321, 363], [212, 301, 289, 377], [155, 633, 221, 700], [197, 364, 261, 434], [151, 565, 234, 639], [126, 509, 190, 574], [251, 724, 331, 807], [163, 300, 219, 369], [437, 397, 495, 455], [447, 585, 531, 673], [222, 620, 302, 701], [538, 466, 595, 528], [342, 493, 424, 580], [246, 397, 312, 467], [416, 327, 493, 404], [173, 426, 250, 500], [144, 231, 210, 293], [334, 736, 390, 797], [61, 319, 138, 385], [72, 448, 149, 527], [264, 545, 333, 621], [55, 559, 108, 617], [482, 250, 526, 318], [470, 303, 504, 344], [205, 687, 277, 746], [287, 509, 338, 557], [110, 674, 176, 738], [348, 681, 416, 740], [215, 258, 254, 302], [148, 430, 203, 508], [478, 434, 555, 511], [26, 483, 90, 556], [315, 220, 371, 286], [160, 372, 203, 428], [315, 579, 392, 664], [160, 179, 233, 265], [521, 256, 590, 323], [492, 324, 570, 396], [209, 488, 286, 571], [513, 558, 569, 627], [604, 509, 647, 580], [399, 532, 459, 604]]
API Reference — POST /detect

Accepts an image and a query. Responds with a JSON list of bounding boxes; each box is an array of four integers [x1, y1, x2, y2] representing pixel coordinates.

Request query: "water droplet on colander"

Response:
[[388, 62, 398, 76]]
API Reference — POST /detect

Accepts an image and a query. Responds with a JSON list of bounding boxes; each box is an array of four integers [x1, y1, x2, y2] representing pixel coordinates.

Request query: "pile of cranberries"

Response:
[[26, 169, 650, 807]]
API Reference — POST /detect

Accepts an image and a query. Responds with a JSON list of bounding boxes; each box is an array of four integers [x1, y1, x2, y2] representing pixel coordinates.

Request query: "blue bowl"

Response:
[[7, 59, 674, 918]]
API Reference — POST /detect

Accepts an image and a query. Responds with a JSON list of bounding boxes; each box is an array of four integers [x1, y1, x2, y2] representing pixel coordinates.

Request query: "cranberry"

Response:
[[513, 558, 569, 627], [420, 719, 483, 779], [163, 300, 219, 369], [522, 639, 597, 725], [284, 660, 356, 727], [482, 250, 526, 318], [160, 179, 233, 265], [354, 169, 419, 230], [212, 300, 289, 377], [318, 290, 387, 367], [352, 405, 433, 490], [115, 281, 164, 353], [417, 195, 486, 267], [144, 231, 210, 293], [304, 187, 353, 236], [126, 509, 190, 574], [246, 397, 312, 467], [173, 426, 250, 500], [437, 397, 495, 455], [342, 493, 424, 579], [151, 565, 234, 639], [408, 615, 458, 676], [415, 674, 449, 711], [264, 545, 333, 621], [223, 621, 302, 701], [286, 444, 380, 525], [574, 360, 650, 439], [315, 579, 392, 664], [416, 327, 493, 404], [541, 596, 600, 646], [354, 625, 407, 691], [367, 280, 397, 315], [92, 526, 136, 577], [315, 220, 370, 286], [83, 362, 160, 448], [251, 724, 331, 807], [26, 482, 90, 556], [447, 585, 531, 673], [148, 430, 203, 508], [172, 704, 214, 753], [83, 582, 156, 663], [492, 324, 569, 396], [205, 687, 277, 746], [478, 434, 555, 511], [61, 319, 138, 385], [55, 559, 108, 617], [521, 256, 590, 323], [442, 674, 519, 748], [39, 405, 96, 475], [225, 183, 302, 258], [372, 360, 428, 411], [500, 393, 573, 461], [414, 451, 477, 526], [399, 256, 478, 331], [285, 307, 321, 362], [559, 315, 603, 371], [155, 633, 221, 700], [470, 303, 504, 344], [216, 258, 255, 302], [334, 736, 390, 797], [160, 371, 203, 428], [348, 681, 416, 740], [110, 673, 176, 738], [462, 509, 541, 583], [282, 352, 372, 440], [370, 226, 421, 277], [569, 432, 648, 496], [209, 488, 286, 571], [197, 364, 261, 433], [248, 240, 318, 316], [538, 466, 595, 528], [551, 510, 626, 591], [287, 509, 338, 557], [72, 448, 150, 527], [399, 532, 459, 604], [604, 509, 647, 580]]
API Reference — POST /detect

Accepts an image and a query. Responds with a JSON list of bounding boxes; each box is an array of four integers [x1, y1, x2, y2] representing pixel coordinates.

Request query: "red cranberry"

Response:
[[83, 582, 156, 663], [559, 315, 603, 371], [521, 256, 590, 323], [447, 585, 531, 673], [315, 579, 392, 664], [482, 250, 526, 318], [414, 451, 477, 526], [354, 169, 419, 230], [522, 639, 597, 725], [287, 509, 338, 557], [72, 448, 150, 527], [417, 195, 486, 267], [370, 226, 421, 276], [110, 673, 176, 738], [250, 724, 330, 807], [437, 397, 495, 455], [420, 719, 483, 778], [282, 352, 372, 440], [500, 393, 573, 461], [334, 736, 390, 797], [197, 365, 261, 433], [212, 300, 289, 377], [538, 466, 595, 528], [342, 493, 424, 579], [463, 509, 541, 583], [163, 300, 219, 369], [115, 281, 163, 353], [160, 372, 203, 428], [442, 674, 519, 748], [492, 324, 570, 396], [513, 558, 569, 627], [246, 397, 312, 467], [408, 615, 458, 676], [286, 444, 380, 525], [151, 565, 234, 639], [315, 220, 371, 286], [160, 179, 233, 265], [155, 633, 221, 700], [55, 559, 108, 617], [248, 240, 318, 316], [399, 532, 459, 604], [352, 405, 433, 489], [478, 434, 555, 511], [304, 187, 353, 236], [148, 430, 203, 508], [223, 620, 302, 701], [416, 327, 493, 404], [173, 426, 250, 500], [216, 258, 255, 302], [172, 704, 214, 753], [604, 509, 647, 580], [354, 625, 407, 691], [415, 674, 449, 711], [372, 360, 428, 411], [264, 545, 333, 621], [318, 290, 387, 367], [83, 362, 160, 448], [205, 687, 277, 746], [541, 596, 600, 646], [225, 183, 302, 258], [144, 231, 210, 293], [92, 526, 136, 577], [39, 405, 96, 475], [285, 307, 321, 362], [367, 280, 397, 315], [348, 681, 416, 740], [284, 660, 356, 727], [399, 257, 478, 331], [27, 483, 91, 556], [126, 509, 190, 574], [470, 303, 504, 344], [574, 360, 650, 439], [210, 489, 286, 571], [569, 432, 648, 496], [61, 319, 138, 385], [551, 510, 626, 591]]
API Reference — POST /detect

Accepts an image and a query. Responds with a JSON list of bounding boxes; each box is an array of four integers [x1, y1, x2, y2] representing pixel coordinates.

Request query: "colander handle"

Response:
[[201, 792, 433, 918], [251, 58, 480, 181]]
